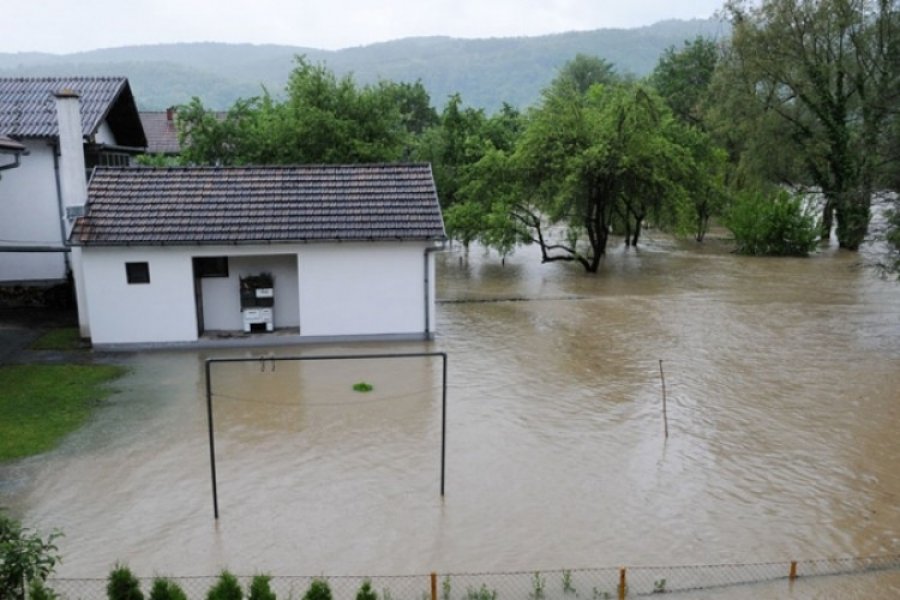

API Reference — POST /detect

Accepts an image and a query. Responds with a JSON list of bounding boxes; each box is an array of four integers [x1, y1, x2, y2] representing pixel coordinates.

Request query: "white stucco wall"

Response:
[[81, 246, 198, 345], [0, 140, 68, 282], [94, 122, 117, 145], [297, 243, 431, 337], [81, 241, 438, 345]]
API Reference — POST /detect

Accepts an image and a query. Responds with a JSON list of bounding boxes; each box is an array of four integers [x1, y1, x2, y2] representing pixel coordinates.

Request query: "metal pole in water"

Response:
[[205, 360, 220, 519], [659, 359, 669, 439], [441, 353, 447, 497]]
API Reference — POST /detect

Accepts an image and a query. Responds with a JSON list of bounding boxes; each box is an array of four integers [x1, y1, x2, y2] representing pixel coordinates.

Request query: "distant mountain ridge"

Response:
[[0, 18, 727, 112]]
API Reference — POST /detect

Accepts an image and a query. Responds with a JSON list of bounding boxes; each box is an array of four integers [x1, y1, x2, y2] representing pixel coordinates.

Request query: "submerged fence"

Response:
[[46, 555, 900, 599]]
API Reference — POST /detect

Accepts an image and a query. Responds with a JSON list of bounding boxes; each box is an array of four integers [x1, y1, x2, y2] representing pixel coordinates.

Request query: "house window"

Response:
[[194, 256, 229, 278], [125, 262, 150, 284]]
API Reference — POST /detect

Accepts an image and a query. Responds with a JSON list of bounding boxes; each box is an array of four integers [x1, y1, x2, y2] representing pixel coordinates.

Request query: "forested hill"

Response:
[[0, 18, 726, 112]]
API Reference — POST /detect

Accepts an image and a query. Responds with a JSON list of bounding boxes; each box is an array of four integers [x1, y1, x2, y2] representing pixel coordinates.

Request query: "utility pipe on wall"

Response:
[[423, 242, 445, 339]]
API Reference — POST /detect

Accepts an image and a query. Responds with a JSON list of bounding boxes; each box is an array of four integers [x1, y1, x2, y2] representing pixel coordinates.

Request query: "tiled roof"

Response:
[[0, 76, 146, 146], [72, 164, 447, 246], [138, 111, 180, 154]]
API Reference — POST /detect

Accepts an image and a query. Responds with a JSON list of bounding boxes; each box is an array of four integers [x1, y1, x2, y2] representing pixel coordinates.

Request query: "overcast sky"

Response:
[[5, 0, 725, 55]]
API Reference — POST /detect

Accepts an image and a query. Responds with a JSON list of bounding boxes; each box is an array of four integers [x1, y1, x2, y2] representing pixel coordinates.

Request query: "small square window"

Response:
[[125, 262, 150, 284]]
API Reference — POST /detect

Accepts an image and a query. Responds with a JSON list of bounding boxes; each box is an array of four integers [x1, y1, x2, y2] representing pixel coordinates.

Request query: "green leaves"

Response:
[[725, 188, 821, 255], [177, 57, 413, 166], [0, 514, 62, 600]]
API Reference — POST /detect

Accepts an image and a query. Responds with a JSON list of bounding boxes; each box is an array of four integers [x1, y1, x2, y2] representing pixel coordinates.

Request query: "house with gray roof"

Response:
[[71, 163, 446, 347], [0, 76, 145, 291]]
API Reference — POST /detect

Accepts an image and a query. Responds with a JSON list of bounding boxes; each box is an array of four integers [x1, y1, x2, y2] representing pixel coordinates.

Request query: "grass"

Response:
[[29, 327, 83, 351], [0, 364, 125, 461], [352, 381, 374, 392]]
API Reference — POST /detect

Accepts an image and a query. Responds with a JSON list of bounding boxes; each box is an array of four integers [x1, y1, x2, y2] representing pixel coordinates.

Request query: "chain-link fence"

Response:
[[44, 555, 900, 600]]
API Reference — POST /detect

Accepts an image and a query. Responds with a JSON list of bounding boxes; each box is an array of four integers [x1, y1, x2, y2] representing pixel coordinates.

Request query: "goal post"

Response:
[[204, 352, 448, 519]]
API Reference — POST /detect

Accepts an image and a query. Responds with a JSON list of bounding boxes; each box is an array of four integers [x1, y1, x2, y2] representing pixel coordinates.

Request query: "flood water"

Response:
[[2, 222, 899, 595]]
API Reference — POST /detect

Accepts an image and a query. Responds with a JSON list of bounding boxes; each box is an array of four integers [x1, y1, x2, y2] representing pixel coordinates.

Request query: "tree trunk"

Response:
[[821, 197, 835, 240], [836, 190, 871, 250]]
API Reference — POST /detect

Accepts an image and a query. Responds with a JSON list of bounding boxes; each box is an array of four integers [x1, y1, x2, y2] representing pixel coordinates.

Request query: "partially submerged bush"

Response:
[[725, 189, 820, 256]]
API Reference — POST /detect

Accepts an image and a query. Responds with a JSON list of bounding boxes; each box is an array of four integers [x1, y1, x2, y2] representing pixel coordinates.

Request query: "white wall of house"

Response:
[[81, 241, 437, 346], [297, 242, 431, 337], [81, 246, 198, 344], [0, 139, 68, 283], [94, 122, 117, 145]]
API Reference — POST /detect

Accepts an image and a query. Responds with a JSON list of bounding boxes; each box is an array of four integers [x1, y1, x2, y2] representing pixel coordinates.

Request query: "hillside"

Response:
[[0, 18, 727, 112]]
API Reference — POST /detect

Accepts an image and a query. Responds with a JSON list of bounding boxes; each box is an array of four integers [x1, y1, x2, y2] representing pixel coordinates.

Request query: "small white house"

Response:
[[70, 164, 447, 348], [0, 77, 146, 288]]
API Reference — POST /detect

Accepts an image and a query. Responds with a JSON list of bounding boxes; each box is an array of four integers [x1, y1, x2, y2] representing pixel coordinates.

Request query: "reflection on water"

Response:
[[1, 228, 899, 598]]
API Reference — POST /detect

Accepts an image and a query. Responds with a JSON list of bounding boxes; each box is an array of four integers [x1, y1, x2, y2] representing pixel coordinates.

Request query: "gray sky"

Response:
[[5, 0, 725, 55]]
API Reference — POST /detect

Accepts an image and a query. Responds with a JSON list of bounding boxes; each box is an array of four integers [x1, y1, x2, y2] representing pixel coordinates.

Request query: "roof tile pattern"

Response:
[[138, 111, 181, 154], [73, 164, 446, 245], [0, 76, 129, 138]]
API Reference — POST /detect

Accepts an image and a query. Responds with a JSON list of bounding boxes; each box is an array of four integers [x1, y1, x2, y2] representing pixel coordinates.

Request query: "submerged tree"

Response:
[[723, 0, 900, 249]]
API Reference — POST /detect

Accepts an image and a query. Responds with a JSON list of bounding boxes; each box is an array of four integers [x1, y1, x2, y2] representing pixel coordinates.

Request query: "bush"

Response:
[[0, 513, 62, 600], [725, 189, 820, 256], [356, 580, 378, 600], [248, 575, 276, 600], [107, 564, 144, 600], [149, 578, 188, 600], [207, 571, 243, 600], [302, 578, 332, 600], [28, 579, 60, 600]]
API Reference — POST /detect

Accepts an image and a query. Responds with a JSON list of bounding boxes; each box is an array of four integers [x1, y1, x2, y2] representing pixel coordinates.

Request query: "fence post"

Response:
[[789, 561, 798, 581], [618, 567, 627, 599], [431, 572, 438, 600]]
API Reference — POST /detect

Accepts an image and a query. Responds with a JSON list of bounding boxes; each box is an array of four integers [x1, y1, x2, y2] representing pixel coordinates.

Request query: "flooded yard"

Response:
[[1, 230, 899, 596]]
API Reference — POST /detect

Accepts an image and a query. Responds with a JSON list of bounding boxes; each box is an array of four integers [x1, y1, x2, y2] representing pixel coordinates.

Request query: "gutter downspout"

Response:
[[51, 143, 72, 273], [0, 153, 21, 174], [424, 241, 446, 339]]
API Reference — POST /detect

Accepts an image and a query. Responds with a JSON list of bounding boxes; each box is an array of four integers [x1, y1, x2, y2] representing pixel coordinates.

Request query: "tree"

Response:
[[724, 0, 900, 249], [551, 54, 620, 95], [177, 57, 415, 165], [509, 82, 707, 271], [650, 37, 720, 125], [0, 513, 61, 600]]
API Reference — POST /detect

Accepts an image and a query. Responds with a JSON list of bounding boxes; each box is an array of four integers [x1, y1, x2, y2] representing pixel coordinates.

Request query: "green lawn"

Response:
[[29, 327, 83, 351], [0, 364, 125, 461]]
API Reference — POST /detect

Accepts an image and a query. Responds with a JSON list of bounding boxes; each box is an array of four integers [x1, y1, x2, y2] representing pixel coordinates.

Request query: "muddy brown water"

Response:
[[1, 227, 899, 595]]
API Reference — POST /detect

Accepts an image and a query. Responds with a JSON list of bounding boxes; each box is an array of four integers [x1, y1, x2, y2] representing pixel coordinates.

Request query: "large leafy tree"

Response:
[[177, 57, 414, 165], [510, 83, 710, 271], [650, 36, 721, 125], [723, 0, 900, 249]]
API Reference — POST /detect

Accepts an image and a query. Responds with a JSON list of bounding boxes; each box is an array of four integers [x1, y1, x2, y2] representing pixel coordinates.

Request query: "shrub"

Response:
[[107, 564, 144, 600], [725, 189, 820, 256], [302, 578, 332, 600], [207, 571, 243, 600], [248, 575, 276, 600], [465, 584, 497, 600], [149, 578, 188, 600], [28, 579, 60, 600], [356, 580, 378, 600], [0, 512, 61, 600]]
